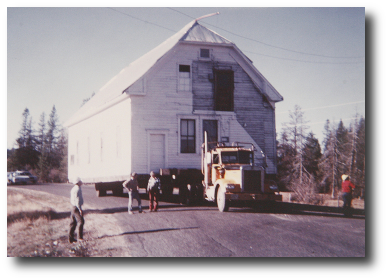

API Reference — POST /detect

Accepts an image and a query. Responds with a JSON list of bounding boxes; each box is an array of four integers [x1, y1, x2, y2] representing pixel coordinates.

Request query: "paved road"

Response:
[[10, 183, 366, 257]]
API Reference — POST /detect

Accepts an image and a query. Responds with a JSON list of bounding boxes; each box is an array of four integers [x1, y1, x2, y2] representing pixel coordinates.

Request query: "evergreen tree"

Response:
[[37, 112, 46, 154], [302, 132, 322, 179], [46, 105, 61, 168], [15, 108, 39, 169], [336, 120, 350, 178], [354, 117, 365, 197], [276, 131, 295, 191]]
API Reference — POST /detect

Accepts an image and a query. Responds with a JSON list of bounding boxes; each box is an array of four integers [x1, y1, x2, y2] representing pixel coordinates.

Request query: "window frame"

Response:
[[178, 64, 191, 92], [214, 69, 234, 112], [180, 119, 196, 154]]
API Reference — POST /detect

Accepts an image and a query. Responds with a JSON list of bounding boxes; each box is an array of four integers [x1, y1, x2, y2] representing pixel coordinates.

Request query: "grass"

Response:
[[7, 188, 89, 257], [7, 187, 130, 257]]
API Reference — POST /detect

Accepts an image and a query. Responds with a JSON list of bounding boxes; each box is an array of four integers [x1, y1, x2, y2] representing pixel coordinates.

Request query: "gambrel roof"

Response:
[[65, 18, 283, 127]]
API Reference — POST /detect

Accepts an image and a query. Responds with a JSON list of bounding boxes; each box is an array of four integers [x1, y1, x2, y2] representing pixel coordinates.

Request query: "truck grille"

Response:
[[243, 170, 261, 193]]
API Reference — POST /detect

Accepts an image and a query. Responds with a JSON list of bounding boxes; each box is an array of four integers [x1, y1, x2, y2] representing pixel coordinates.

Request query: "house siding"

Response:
[[126, 43, 277, 174], [68, 98, 132, 183], [191, 51, 277, 173]]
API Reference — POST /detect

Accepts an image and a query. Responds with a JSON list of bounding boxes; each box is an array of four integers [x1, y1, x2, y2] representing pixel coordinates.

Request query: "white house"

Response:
[[64, 18, 283, 186]]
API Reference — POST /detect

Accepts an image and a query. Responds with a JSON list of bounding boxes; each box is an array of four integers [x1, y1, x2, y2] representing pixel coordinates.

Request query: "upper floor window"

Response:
[[200, 48, 210, 58], [178, 64, 191, 91], [214, 70, 234, 111]]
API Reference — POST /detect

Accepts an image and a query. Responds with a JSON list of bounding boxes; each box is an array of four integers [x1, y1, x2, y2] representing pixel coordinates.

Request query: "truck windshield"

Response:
[[221, 151, 253, 165]]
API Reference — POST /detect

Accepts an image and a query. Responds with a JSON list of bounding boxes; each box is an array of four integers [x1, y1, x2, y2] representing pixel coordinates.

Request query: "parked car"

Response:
[[7, 172, 13, 184], [8, 170, 38, 185]]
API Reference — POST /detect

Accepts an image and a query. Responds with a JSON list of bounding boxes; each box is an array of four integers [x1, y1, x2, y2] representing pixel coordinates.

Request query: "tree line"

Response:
[[7, 106, 68, 183], [277, 105, 365, 203]]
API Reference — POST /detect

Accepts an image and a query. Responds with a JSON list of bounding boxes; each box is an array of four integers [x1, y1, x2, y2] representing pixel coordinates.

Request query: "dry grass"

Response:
[[7, 187, 131, 257]]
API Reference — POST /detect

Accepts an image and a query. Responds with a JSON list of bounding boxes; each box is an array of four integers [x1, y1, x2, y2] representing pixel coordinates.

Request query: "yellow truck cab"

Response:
[[202, 133, 282, 212]]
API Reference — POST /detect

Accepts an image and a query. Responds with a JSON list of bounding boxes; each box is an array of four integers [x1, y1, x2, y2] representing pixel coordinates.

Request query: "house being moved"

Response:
[[64, 16, 283, 194]]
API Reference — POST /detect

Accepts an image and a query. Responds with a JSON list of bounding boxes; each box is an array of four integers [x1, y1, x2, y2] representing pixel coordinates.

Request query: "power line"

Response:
[[243, 50, 364, 65], [107, 7, 177, 33], [107, 7, 364, 65], [167, 7, 364, 60], [278, 101, 365, 114]]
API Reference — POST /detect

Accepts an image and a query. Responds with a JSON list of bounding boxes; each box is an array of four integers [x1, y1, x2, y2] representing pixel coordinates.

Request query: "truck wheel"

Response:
[[217, 187, 229, 212]]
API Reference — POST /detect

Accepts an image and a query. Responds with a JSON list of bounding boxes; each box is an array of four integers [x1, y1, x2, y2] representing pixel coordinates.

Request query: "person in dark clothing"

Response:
[[147, 171, 161, 212]]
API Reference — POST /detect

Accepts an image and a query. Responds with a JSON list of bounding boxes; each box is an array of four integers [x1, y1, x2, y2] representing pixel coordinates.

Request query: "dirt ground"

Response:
[[7, 187, 128, 257]]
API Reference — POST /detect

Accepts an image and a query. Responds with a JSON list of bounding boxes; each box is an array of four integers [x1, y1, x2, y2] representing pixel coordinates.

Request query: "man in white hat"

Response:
[[69, 177, 84, 243]]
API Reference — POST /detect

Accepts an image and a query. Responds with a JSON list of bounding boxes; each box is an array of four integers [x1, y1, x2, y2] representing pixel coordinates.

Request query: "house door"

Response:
[[149, 134, 165, 173]]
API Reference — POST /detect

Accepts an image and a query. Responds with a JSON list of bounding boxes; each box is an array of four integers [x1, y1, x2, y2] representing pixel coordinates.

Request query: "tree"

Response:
[[9, 106, 69, 183], [319, 120, 340, 198], [276, 130, 295, 191], [336, 120, 350, 177], [280, 105, 318, 202], [46, 105, 61, 168], [37, 112, 46, 154], [14, 108, 39, 169], [345, 115, 365, 198], [302, 132, 322, 179]]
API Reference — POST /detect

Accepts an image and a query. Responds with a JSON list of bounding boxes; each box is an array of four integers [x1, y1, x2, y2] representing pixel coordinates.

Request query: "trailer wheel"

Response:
[[217, 187, 229, 212], [97, 190, 106, 197]]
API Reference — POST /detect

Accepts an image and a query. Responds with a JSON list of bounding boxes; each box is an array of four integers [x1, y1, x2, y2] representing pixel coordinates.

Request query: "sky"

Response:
[[7, 6, 365, 150]]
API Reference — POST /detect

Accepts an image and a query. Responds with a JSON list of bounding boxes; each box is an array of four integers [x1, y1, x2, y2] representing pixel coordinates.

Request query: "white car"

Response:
[[9, 171, 38, 185]]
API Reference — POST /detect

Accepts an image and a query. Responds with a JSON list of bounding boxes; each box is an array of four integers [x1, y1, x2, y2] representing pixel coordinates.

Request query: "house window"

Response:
[[181, 119, 195, 153], [178, 64, 191, 91], [200, 48, 210, 58], [214, 70, 234, 111]]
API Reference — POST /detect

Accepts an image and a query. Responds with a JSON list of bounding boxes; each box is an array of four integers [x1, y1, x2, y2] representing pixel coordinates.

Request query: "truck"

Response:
[[93, 132, 282, 212], [201, 132, 282, 212]]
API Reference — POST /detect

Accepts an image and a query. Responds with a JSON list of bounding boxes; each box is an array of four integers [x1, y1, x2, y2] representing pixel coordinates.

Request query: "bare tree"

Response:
[[281, 105, 316, 202]]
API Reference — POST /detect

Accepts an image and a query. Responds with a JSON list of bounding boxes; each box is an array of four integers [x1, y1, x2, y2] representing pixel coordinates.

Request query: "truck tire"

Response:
[[217, 187, 229, 212]]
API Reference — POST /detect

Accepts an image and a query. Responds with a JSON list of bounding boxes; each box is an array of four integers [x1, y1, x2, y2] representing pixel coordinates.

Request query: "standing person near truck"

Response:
[[147, 171, 161, 212], [341, 174, 356, 216], [123, 172, 143, 214], [69, 177, 84, 243]]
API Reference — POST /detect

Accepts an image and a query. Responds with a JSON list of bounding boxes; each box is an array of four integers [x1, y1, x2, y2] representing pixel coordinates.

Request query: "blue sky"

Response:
[[7, 6, 365, 149]]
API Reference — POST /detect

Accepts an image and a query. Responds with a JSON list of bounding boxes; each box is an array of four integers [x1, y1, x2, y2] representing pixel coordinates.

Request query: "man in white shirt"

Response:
[[69, 177, 84, 243]]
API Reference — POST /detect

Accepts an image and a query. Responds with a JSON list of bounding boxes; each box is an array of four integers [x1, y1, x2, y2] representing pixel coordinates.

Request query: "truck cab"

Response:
[[202, 133, 281, 212]]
